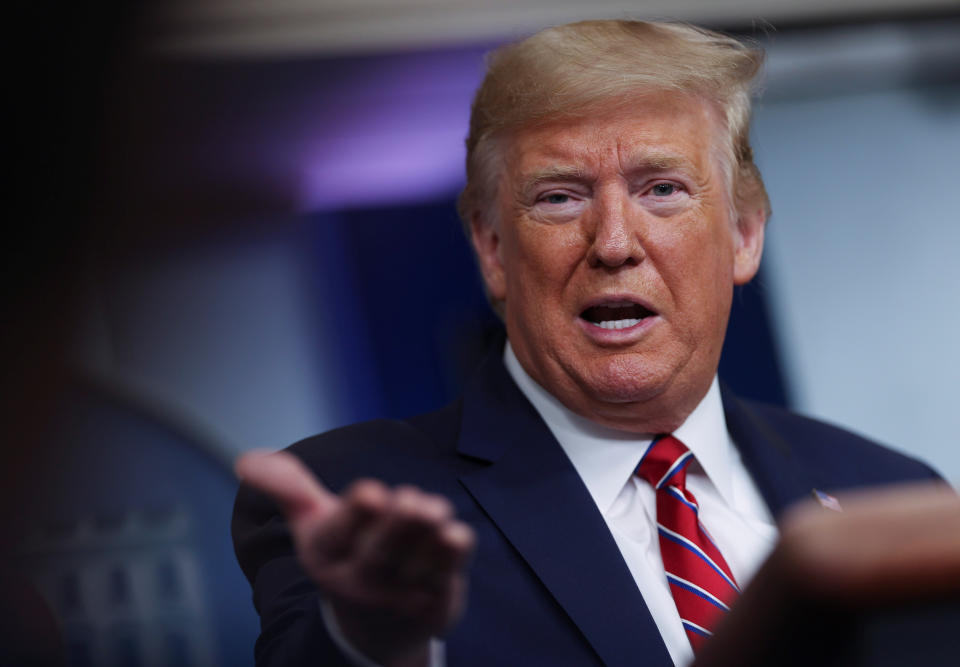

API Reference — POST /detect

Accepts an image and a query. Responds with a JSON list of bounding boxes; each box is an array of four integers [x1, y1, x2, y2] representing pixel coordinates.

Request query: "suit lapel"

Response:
[[456, 352, 673, 666], [720, 386, 820, 519]]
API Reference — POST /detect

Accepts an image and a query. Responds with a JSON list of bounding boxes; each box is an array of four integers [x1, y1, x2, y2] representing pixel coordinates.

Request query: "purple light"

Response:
[[295, 47, 487, 212], [299, 123, 467, 211]]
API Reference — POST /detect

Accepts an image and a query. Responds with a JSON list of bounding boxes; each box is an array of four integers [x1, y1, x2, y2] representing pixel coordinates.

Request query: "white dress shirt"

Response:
[[504, 343, 779, 667]]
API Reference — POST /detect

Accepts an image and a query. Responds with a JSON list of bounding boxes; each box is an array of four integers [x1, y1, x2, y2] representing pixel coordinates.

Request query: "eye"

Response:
[[530, 189, 585, 222], [650, 183, 679, 197]]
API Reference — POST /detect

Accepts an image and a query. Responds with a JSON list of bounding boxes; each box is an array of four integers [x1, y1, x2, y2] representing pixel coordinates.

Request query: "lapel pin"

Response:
[[812, 488, 843, 512]]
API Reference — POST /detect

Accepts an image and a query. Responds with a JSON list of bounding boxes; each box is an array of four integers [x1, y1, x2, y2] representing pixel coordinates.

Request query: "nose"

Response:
[[586, 190, 645, 268]]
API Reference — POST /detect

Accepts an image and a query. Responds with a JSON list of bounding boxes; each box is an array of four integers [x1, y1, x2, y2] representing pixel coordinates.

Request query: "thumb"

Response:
[[236, 450, 338, 521]]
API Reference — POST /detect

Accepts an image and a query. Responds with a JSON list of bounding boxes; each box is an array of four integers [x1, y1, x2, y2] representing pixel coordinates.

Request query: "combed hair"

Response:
[[458, 20, 771, 229]]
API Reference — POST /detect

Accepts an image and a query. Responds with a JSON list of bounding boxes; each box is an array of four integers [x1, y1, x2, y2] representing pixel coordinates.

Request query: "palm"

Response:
[[236, 452, 475, 666]]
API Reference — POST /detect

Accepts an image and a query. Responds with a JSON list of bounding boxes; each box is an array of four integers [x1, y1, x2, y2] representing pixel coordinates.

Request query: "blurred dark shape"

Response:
[[10, 378, 260, 666], [60, 571, 84, 614], [107, 567, 131, 607], [721, 273, 791, 407], [155, 558, 183, 602], [4, 0, 144, 532], [695, 483, 960, 667], [5, 0, 142, 658], [109, 627, 141, 667], [0, 571, 67, 666], [307, 202, 503, 424], [5, 2, 261, 664]]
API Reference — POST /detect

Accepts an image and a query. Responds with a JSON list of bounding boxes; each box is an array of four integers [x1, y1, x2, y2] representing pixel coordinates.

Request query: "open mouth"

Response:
[[580, 301, 655, 330]]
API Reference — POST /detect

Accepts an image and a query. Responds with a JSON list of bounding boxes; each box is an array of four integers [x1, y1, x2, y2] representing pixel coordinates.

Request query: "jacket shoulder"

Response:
[[284, 399, 465, 491], [735, 397, 941, 486]]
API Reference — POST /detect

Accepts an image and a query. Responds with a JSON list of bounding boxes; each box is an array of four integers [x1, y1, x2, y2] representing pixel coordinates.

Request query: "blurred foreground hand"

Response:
[[236, 451, 475, 667], [696, 482, 960, 667]]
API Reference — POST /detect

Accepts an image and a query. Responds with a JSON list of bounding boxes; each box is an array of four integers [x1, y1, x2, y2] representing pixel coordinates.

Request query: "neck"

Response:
[[503, 342, 712, 435]]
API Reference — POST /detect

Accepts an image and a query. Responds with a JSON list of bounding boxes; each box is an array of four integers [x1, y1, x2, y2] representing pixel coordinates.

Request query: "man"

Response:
[[232, 20, 940, 667]]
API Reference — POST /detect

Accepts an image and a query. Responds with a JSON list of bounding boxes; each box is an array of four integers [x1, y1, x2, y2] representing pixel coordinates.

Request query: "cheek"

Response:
[[652, 220, 736, 318], [691, 233, 737, 335], [512, 224, 584, 288], [507, 255, 555, 327]]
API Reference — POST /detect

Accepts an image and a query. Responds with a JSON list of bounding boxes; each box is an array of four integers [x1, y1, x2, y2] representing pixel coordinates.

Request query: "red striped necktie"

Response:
[[635, 435, 740, 652]]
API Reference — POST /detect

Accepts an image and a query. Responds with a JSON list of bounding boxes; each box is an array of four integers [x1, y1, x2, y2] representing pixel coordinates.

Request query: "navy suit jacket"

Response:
[[232, 349, 940, 666]]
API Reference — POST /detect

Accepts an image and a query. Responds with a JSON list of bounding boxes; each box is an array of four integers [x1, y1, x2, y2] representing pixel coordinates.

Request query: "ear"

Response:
[[469, 214, 507, 301], [732, 204, 767, 286]]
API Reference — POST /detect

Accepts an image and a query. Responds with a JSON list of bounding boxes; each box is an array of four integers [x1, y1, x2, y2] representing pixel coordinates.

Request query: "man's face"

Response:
[[471, 93, 765, 433]]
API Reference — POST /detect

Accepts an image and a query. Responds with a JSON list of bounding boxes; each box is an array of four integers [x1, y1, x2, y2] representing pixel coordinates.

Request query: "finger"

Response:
[[400, 519, 476, 587], [352, 487, 460, 587], [436, 520, 476, 572], [390, 489, 459, 584], [305, 479, 391, 567], [385, 520, 475, 627], [235, 450, 338, 521], [319, 487, 475, 630], [349, 487, 432, 584]]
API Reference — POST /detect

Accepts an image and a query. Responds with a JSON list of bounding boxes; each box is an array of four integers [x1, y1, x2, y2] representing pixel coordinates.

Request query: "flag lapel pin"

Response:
[[812, 488, 843, 512]]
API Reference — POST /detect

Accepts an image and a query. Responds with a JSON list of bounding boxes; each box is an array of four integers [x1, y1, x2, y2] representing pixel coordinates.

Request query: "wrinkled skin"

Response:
[[472, 94, 766, 434]]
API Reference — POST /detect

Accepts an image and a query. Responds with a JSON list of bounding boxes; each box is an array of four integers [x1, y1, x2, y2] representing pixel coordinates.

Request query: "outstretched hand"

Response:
[[236, 450, 476, 667]]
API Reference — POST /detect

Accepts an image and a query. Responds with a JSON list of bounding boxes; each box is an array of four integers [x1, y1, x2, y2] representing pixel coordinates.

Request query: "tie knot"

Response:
[[636, 435, 693, 491]]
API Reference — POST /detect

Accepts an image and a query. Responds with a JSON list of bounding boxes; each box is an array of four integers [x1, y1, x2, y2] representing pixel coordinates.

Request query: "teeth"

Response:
[[595, 318, 642, 330]]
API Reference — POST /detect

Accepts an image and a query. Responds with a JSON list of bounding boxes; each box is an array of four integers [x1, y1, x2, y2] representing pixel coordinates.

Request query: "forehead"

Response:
[[503, 93, 725, 180]]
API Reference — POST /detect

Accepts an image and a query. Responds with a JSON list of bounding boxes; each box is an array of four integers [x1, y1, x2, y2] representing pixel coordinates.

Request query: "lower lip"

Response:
[[577, 315, 659, 344]]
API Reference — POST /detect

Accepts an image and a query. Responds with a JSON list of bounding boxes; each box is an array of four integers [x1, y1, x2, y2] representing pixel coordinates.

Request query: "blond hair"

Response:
[[458, 20, 770, 228]]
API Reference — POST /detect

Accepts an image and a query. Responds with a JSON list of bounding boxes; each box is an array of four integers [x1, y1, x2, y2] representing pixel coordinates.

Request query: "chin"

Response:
[[579, 355, 674, 405]]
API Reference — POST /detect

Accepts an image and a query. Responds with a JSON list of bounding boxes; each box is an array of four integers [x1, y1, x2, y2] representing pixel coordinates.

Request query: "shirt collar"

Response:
[[503, 342, 736, 513]]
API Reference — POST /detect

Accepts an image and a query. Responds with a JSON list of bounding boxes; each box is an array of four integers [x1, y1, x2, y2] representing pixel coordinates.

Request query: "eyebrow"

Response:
[[519, 165, 592, 194], [622, 151, 696, 174], [518, 152, 699, 195]]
